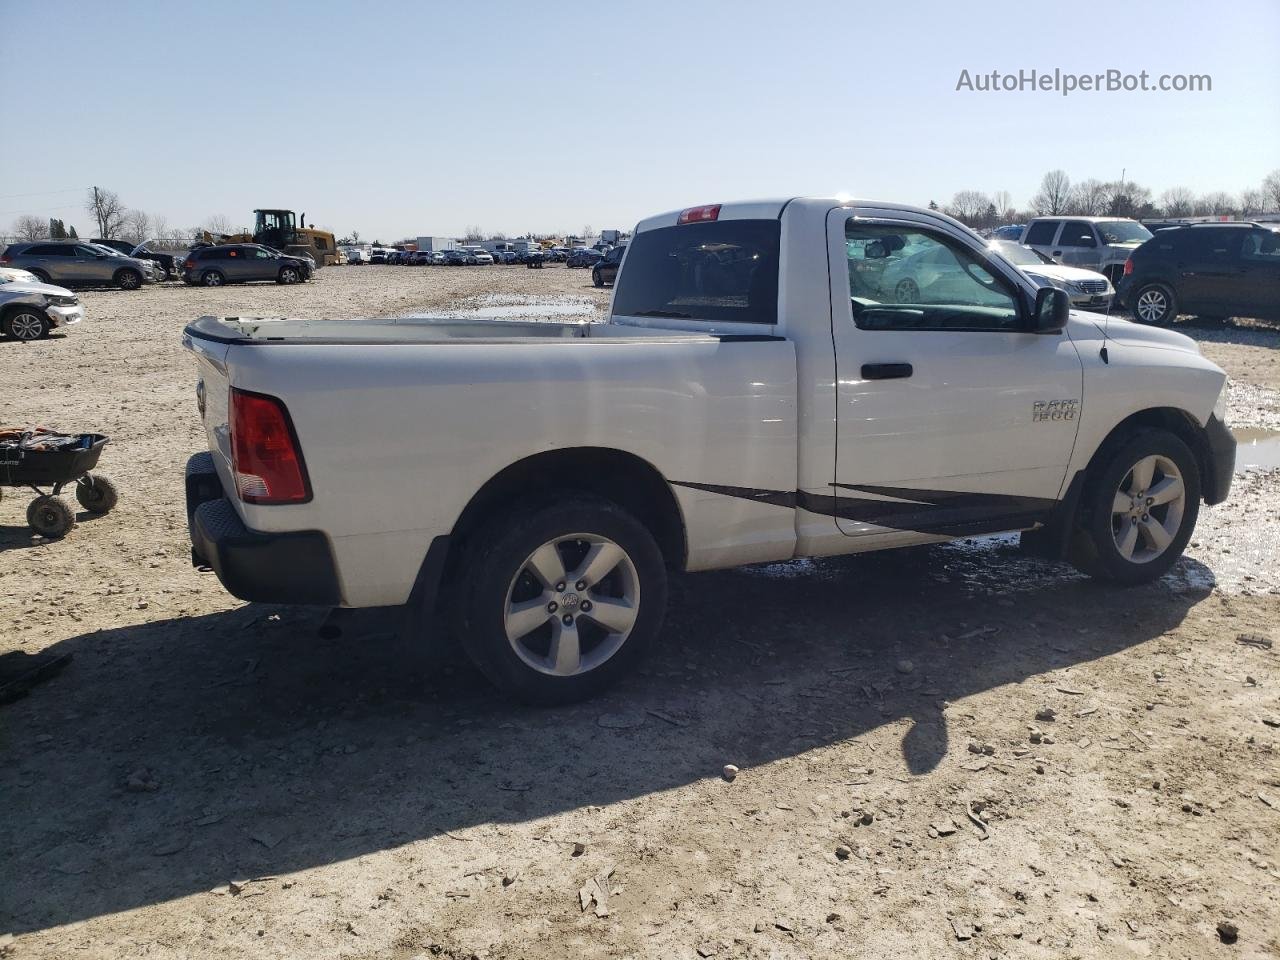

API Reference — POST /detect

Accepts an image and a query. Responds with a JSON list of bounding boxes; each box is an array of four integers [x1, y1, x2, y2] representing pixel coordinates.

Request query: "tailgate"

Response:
[[182, 327, 234, 495]]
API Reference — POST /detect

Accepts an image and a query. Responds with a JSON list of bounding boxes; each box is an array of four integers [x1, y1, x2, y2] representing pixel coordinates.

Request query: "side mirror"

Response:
[[1031, 287, 1069, 333]]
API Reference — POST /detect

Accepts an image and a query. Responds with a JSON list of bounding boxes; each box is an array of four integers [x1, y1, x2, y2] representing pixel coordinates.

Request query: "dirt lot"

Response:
[[1, 266, 1278, 959]]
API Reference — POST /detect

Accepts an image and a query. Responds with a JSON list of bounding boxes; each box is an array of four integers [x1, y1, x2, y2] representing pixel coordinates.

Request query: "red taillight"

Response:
[[0, 255, 10, 263], [1123, 257, 1133, 276], [229, 388, 311, 504], [183, 258, 195, 268], [678, 204, 721, 225]]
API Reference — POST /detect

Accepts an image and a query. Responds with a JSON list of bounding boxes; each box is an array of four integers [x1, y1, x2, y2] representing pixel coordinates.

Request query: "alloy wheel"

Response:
[[503, 534, 640, 677], [8, 311, 46, 341], [1135, 288, 1169, 323], [1110, 454, 1186, 563]]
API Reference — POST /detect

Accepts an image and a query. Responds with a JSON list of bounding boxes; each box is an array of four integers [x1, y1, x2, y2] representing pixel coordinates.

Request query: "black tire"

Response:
[[76, 475, 119, 514], [115, 268, 142, 291], [1132, 283, 1177, 325], [278, 266, 301, 284], [1069, 429, 1201, 585], [452, 496, 668, 705], [3, 307, 51, 342], [895, 278, 920, 303], [592, 270, 604, 287], [202, 270, 225, 287], [27, 495, 75, 538]]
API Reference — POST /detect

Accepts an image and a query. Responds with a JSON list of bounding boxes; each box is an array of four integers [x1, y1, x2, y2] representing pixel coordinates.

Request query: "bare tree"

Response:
[[992, 190, 1014, 223], [1069, 179, 1109, 216], [150, 214, 168, 241], [946, 190, 991, 225], [1032, 170, 1072, 215], [124, 209, 152, 242], [1100, 179, 1152, 218], [1194, 191, 1237, 216], [202, 215, 233, 235], [1158, 186, 1196, 217], [463, 224, 484, 241], [86, 186, 126, 239], [12, 215, 49, 241], [581, 224, 594, 242], [1262, 169, 1280, 213], [1239, 188, 1265, 216]]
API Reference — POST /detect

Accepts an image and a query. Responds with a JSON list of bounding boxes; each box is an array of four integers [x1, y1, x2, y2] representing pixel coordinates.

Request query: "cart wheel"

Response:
[[77, 475, 119, 514], [28, 496, 75, 538]]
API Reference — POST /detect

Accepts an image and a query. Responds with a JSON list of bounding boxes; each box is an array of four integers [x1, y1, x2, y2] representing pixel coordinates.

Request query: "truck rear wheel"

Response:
[[1069, 429, 1200, 585], [452, 496, 667, 705]]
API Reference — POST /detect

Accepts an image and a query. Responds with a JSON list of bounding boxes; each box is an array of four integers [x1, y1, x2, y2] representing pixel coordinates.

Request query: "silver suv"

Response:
[[1020, 217, 1154, 284], [0, 241, 156, 290]]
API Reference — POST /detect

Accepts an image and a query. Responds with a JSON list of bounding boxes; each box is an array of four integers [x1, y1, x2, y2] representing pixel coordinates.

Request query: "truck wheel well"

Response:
[[448, 447, 688, 573], [1084, 407, 1213, 500]]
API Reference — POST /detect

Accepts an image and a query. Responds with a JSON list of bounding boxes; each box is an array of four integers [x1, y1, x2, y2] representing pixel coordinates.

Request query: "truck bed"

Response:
[[183, 314, 764, 346]]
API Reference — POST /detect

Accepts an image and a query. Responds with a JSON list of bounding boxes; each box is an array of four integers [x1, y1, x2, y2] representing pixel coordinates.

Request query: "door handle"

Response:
[[862, 362, 913, 380], [1052, 250, 1062, 256]]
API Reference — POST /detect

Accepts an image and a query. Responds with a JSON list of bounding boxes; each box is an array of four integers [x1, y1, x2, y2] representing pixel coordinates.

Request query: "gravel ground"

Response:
[[1, 267, 1278, 959]]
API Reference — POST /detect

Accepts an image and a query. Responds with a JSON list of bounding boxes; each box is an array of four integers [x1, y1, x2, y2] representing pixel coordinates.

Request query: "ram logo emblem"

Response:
[[1033, 399, 1079, 422]]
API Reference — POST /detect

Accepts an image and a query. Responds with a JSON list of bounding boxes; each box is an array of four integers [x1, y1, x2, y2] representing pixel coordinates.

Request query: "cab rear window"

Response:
[[611, 219, 780, 325]]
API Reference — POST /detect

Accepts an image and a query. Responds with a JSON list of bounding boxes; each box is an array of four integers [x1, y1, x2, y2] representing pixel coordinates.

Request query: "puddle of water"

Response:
[[1232, 427, 1280, 471]]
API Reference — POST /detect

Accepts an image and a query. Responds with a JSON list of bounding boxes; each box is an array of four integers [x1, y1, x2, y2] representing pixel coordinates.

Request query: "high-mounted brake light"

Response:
[[229, 388, 311, 504], [1122, 257, 1134, 276], [678, 204, 721, 225]]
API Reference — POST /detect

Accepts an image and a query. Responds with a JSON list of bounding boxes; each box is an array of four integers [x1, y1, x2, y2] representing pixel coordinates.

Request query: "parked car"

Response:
[[443, 249, 479, 265], [988, 224, 1025, 241], [0, 241, 154, 290], [181, 244, 312, 286], [0, 272, 83, 341], [131, 238, 190, 280], [591, 244, 626, 287], [90, 243, 167, 283], [464, 248, 494, 265], [369, 249, 389, 264], [1118, 222, 1280, 325], [566, 248, 603, 268], [0, 266, 41, 283], [987, 240, 1113, 310], [91, 238, 138, 256], [1021, 217, 1153, 284], [182, 196, 1232, 704]]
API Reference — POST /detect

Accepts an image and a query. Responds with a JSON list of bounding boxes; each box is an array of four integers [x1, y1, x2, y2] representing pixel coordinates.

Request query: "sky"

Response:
[[2, 0, 1277, 241]]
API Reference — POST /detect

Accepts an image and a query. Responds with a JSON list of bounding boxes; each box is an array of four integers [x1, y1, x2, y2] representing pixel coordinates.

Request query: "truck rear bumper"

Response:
[[185, 452, 342, 605]]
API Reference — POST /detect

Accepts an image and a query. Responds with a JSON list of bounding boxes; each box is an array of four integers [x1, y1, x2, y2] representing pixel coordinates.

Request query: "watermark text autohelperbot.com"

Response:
[[956, 68, 1211, 96]]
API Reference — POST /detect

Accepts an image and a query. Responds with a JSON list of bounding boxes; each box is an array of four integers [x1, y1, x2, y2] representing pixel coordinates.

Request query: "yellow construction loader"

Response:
[[203, 209, 339, 267]]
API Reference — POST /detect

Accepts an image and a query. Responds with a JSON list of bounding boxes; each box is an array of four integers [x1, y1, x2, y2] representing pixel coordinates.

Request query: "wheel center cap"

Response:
[[561, 593, 581, 612]]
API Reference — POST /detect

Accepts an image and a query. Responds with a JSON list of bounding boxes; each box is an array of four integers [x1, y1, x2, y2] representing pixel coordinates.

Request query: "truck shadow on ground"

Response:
[[1, 540, 1214, 934]]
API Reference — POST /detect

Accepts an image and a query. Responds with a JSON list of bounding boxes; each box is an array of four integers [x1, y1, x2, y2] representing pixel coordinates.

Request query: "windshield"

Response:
[[989, 240, 1047, 267], [1097, 220, 1153, 244]]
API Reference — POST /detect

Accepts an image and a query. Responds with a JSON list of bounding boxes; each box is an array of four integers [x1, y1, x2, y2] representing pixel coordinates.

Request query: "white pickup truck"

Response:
[[184, 198, 1235, 703]]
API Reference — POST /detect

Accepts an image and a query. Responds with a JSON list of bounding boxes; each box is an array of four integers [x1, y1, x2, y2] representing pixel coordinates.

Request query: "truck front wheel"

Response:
[[453, 497, 667, 705], [1069, 429, 1200, 585]]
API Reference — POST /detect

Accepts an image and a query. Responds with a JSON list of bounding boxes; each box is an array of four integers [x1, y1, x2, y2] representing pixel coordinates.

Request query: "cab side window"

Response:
[[845, 222, 1021, 331], [1058, 221, 1096, 247], [1024, 221, 1058, 245]]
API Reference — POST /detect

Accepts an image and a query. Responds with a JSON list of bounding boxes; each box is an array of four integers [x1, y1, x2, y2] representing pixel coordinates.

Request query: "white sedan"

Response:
[[0, 272, 84, 341], [988, 240, 1115, 310]]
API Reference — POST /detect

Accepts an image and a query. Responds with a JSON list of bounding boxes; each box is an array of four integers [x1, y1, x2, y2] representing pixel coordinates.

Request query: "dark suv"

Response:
[[182, 244, 312, 287], [1118, 223, 1280, 325], [591, 244, 626, 287]]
